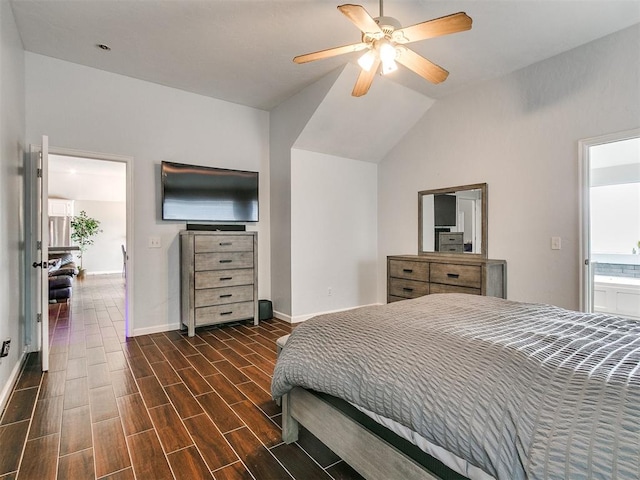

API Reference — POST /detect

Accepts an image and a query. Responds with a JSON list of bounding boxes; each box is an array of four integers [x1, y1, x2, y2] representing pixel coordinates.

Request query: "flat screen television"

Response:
[[161, 161, 259, 222]]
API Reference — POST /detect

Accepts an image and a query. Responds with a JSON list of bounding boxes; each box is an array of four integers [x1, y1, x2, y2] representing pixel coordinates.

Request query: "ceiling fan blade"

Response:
[[396, 48, 449, 84], [338, 4, 382, 35], [293, 42, 368, 64], [352, 58, 381, 97], [395, 12, 472, 44]]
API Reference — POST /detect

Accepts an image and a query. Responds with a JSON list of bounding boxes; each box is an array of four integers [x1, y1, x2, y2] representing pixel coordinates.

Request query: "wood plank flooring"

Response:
[[0, 274, 363, 480]]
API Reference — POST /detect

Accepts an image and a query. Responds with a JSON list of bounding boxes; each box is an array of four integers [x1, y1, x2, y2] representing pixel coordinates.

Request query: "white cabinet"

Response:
[[48, 199, 74, 217]]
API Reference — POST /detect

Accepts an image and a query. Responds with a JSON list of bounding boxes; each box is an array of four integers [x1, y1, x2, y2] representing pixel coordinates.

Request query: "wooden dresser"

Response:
[[387, 254, 506, 303], [180, 230, 258, 336]]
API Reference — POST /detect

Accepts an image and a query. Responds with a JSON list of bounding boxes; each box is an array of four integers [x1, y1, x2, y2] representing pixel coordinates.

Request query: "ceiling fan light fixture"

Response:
[[357, 50, 377, 72], [378, 40, 398, 75], [293, 4, 473, 97], [378, 41, 396, 63], [381, 58, 398, 75]]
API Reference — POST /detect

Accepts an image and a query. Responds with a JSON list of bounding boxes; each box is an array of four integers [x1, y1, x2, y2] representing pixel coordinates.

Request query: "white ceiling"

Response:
[[48, 155, 127, 202], [10, 1, 640, 111]]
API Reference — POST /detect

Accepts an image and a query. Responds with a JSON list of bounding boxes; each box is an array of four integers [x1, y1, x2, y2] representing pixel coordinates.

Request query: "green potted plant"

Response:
[[70, 210, 102, 277]]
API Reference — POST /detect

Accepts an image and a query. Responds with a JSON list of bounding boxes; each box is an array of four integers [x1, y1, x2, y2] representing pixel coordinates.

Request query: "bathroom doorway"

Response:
[[580, 129, 640, 320]]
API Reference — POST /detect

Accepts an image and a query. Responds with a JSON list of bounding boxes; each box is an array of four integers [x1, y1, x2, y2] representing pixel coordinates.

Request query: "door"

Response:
[[580, 129, 640, 319], [30, 136, 50, 372]]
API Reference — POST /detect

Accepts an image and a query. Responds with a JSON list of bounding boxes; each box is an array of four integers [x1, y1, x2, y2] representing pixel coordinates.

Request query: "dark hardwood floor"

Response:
[[0, 274, 363, 480]]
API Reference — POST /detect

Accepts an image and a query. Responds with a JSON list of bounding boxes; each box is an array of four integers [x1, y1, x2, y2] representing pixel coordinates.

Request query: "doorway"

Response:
[[27, 144, 134, 368], [580, 129, 640, 320]]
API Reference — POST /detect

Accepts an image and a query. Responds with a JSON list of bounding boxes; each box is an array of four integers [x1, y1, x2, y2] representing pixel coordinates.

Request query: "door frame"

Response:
[[27, 144, 135, 341], [578, 127, 640, 313]]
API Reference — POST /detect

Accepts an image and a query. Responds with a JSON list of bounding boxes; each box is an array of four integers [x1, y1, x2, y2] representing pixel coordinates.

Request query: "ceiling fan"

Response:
[[293, 2, 472, 97]]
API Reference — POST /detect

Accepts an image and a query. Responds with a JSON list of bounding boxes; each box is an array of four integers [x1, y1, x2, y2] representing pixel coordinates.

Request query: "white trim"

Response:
[[273, 310, 293, 323], [284, 303, 384, 324], [0, 351, 26, 415], [133, 322, 182, 337], [578, 128, 640, 313]]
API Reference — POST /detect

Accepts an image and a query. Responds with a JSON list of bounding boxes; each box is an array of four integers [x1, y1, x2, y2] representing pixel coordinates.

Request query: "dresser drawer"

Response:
[[195, 285, 254, 308], [389, 278, 429, 299], [429, 283, 481, 296], [195, 251, 254, 271], [195, 235, 253, 253], [195, 301, 254, 326], [389, 260, 429, 281], [438, 244, 463, 253], [195, 269, 254, 289], [430, 263, 481, 288], [439, 232, 463, 245]]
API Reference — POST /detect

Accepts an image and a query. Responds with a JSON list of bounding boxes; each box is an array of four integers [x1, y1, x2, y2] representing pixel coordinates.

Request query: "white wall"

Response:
[[590, 183, 640, 255], [73, 200, 127, 273], [25, 53, 270, 335], [49, 158, 127, 273], [291, 150, 378, 320], [0, 1, 26, 409], [378, 24, 640, 310], [269, 69, 341, 317]]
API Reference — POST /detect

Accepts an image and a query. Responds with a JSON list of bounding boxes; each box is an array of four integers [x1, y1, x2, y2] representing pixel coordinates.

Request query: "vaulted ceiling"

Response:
[[10, 1, 640, 111]]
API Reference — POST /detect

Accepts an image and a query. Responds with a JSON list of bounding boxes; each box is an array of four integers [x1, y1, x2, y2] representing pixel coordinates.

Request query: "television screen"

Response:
[[161, 161, 259, 222], [434, 194, 456, 227]]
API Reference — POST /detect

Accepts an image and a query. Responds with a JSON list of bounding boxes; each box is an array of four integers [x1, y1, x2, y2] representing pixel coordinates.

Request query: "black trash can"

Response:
[[258, 299, 273, 320]]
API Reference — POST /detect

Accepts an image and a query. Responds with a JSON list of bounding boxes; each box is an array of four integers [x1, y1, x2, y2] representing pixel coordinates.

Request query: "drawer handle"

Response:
[[219, 242, 232, 246], [219, 259, 233, 264], [219, 277, 233, 281], [403, 287, 414, 292], [402, 269, 413, 273], [220, 311, 233, 316], [220, 294, 233, 298], [447, 273, 460, 279]]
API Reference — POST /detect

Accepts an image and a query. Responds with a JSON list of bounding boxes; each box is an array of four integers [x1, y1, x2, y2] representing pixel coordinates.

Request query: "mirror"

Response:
[[418, 183, 487, 257]]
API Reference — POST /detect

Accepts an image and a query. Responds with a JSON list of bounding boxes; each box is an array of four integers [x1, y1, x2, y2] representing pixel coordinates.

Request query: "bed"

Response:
[[271, 293, 640, 480]]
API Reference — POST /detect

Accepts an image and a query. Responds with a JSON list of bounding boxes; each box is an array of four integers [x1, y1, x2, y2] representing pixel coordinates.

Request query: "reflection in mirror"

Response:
[[418, 183, 487, 257]]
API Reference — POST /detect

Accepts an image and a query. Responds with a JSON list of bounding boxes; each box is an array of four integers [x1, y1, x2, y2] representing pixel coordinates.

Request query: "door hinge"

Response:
[[37, 168, 42, 178], [37, 241, 42, 250], [37, 313, 42, 323]]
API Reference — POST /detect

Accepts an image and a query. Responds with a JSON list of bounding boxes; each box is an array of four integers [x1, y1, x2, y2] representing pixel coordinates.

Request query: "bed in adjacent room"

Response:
[[271, 293, 640, 480]]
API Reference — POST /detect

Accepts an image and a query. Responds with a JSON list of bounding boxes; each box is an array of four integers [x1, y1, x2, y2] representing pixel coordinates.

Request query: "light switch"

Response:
[[149, 236, 161, 248], [551, 236, 561, 250]]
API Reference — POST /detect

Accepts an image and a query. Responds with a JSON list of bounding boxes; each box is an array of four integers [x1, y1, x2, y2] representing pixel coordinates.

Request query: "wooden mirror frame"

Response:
[[418, 183, 488, 258]]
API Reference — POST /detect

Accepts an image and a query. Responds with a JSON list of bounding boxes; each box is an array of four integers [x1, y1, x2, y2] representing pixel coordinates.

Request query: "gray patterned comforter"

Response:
[[271, 294, 640, 480]]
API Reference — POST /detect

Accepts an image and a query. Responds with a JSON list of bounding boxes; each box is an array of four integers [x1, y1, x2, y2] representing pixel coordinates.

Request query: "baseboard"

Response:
[[86, 270, 121, 276], [273, 310, 293, 323], [278, 303, 383, 324], [0, 350, 27, 415], [132, 303, 383, 332], [132, 322, 182, 337]]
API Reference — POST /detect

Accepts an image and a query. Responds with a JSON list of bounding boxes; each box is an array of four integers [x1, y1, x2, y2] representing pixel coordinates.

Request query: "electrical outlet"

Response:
[[148, 236, 161, 248], [551, 236, 562, 250], [328, 287, 333, 296], [0, 339, 10, 358]]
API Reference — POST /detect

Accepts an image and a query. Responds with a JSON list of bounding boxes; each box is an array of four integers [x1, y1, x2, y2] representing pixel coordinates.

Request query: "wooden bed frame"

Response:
[[281, 387, 464, 480]]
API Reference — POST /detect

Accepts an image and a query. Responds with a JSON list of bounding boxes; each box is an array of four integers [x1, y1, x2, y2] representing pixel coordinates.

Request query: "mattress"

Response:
[[272, 293, 640, 479], [352, 402, 495, 480]]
